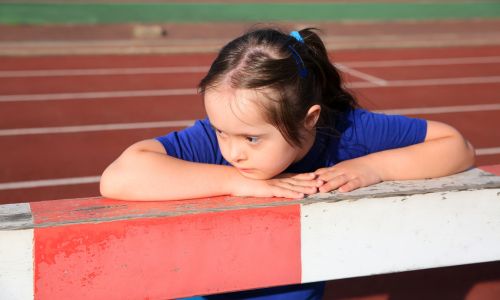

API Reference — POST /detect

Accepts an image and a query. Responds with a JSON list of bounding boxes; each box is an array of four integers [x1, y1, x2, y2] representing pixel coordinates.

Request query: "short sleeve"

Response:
[[154, 118, 226, 165], [338, 109, 427, 159]]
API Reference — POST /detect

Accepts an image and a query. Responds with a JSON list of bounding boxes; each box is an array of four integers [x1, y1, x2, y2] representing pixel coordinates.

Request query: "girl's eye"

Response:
[[214, 127, 225, 137], [246, 136, 259, 144]]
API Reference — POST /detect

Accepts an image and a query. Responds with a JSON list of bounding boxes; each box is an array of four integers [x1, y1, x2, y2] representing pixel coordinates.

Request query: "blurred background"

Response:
[[1, 1, 500, 298]]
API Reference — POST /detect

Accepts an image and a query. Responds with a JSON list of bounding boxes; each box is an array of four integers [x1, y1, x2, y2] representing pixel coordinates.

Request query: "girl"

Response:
[[100, 28, 475, 299]]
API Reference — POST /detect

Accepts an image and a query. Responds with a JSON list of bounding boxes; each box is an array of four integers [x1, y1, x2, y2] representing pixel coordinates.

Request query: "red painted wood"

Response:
[[33, 204, 301, 299]]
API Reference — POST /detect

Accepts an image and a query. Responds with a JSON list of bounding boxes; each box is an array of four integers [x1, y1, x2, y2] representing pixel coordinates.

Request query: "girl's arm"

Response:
[[100, 139, 316, 200], [315, 120, 475, 193]]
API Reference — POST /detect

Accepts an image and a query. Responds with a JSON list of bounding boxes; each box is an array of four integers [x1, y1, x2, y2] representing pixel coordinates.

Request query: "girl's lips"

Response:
[[238, 168, 254, 173]]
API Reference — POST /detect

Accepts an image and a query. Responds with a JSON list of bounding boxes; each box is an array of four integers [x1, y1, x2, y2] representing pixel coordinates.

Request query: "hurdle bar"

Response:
[[1, 165, 500, 299]]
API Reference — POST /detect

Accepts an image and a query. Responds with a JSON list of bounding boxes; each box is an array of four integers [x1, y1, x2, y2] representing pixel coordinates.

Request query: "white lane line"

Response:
[[385, 76, 500, 87], [0, 120, 196, 136], [3, 75, 500, 102], [1, 103, 499, 136], [476, 147, 500, 156], [2, 147, 499, 191], [349, 75, 500, 89], [343, 56, 500, 68], [0, 88, 198, 102], [1, 56, 499, 78], [0, 176, 101, 190], [336, 63, 388, 86], [0, 66, 209, 78], [374, 103, 500, 115]]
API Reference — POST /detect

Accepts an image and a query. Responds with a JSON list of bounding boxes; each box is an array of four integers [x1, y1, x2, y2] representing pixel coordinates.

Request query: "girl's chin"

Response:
[[238, 169, 274, 180]]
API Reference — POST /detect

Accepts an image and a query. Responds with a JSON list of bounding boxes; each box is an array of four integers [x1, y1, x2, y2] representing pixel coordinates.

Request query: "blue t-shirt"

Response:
[[155, 108, 427, 300]]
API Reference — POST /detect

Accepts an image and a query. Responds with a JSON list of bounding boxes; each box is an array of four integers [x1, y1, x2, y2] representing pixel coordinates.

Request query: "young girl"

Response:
[[100, 28, 475, 299]]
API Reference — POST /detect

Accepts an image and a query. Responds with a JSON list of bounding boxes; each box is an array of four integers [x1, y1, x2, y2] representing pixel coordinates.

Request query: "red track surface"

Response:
[[1, 45, 500, 204]]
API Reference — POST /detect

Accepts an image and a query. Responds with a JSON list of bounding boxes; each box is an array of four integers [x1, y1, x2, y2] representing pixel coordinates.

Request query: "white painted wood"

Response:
[[301, 189, 500, 283], [0, 229, 34, 300]]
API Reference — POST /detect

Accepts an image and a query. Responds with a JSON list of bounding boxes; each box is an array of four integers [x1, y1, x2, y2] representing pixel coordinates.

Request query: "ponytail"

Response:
[[298, 28, 359, 130]]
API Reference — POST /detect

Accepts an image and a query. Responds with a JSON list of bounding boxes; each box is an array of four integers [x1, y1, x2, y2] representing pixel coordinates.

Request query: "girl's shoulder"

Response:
[[155, 117, 227, 165], [338, 107, 427, 155]]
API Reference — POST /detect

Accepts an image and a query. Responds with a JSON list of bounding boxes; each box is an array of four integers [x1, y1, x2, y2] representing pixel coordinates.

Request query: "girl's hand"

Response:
[[314, 157, 383, 193], [232, 172, 323, 199]]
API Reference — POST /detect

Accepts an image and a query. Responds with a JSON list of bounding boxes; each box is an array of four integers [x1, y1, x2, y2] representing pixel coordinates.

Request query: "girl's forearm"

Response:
[[367, 134, 475, 181], [100, 148, 240, 201]]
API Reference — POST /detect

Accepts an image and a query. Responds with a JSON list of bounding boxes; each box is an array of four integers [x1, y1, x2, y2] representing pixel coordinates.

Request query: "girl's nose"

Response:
[[229, 143, 246, 162]]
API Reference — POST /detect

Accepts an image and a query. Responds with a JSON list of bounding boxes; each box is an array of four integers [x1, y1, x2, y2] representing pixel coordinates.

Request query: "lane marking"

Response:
[[2, 76, 500, 102], [347, 75, 500, 89], [375, 103, 500, 115], [0, 66, 209, 78], [1, 103, 499, 137], [476, 147, 500, 156], [336, 63, 388, 86], [1, 56, 500, 78], [0, 120, 196, 136], [342, 56, 500, 68], [0, 88, 198, 102], [381, 76, 500, 88], [0, 176, 100, 190]]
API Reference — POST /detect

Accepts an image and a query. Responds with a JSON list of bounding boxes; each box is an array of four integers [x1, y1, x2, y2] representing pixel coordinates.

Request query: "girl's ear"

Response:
[[304, 104, 321, 130]]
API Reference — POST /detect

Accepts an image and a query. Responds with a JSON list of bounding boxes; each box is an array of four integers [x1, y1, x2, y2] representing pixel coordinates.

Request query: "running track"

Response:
[[1, 45, 500, 204]]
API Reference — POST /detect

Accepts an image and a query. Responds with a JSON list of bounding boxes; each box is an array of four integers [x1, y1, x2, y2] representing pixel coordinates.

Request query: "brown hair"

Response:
[[198, 27, 359, 147]]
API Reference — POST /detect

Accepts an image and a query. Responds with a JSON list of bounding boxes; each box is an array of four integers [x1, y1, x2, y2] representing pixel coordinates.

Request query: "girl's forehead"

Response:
[[204, 85, 273, 131]]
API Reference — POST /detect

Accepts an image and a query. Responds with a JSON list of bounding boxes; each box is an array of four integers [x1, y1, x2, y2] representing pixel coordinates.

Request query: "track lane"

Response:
[[2, 87, 500, 129], [0, 53, 217, 70], [0, 95, 204, 128], [0, 127, 181, 183], [0, 73, 205, 94]]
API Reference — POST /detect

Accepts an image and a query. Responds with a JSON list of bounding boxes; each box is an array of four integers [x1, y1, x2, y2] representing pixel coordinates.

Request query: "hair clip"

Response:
[[290, 31, 305, 44]]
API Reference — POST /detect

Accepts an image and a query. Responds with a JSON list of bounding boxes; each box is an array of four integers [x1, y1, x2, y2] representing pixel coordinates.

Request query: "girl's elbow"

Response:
[[100, 163, 127, 200]]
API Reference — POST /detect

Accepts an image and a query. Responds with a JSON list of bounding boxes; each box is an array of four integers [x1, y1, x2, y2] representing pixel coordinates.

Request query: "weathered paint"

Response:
[[0, 202, 33, 230], [301, 189, 500, 283], [34, 205, 301, 299], [0, 229, 34, 300], [29, 195, 296, 228]]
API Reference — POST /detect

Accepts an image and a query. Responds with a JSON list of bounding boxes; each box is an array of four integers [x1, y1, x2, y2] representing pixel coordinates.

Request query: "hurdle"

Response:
[[1, 165, 499, 299]]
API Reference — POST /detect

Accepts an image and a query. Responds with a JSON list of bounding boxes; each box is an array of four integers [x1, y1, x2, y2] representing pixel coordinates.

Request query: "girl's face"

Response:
[[204, 84, 311, 180]]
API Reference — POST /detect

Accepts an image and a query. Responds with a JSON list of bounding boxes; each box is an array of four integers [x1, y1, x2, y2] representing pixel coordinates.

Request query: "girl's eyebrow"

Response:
[[210, 124, 263, 137]]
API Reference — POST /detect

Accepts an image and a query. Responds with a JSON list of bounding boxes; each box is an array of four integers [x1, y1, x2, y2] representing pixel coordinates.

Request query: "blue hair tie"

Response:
[[287, 45, 308, 78], [290, 31, 304, 44], [288, 31, 307, 78]]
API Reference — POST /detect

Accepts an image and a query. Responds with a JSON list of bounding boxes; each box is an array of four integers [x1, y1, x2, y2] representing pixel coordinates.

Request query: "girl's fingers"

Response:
[[272, 186, 304, 199], [318, 174, 349, 193], [273, 181, 318, 195], [316, 170, 343, 182], [314, 168, 330, 175], [290, 172, 317, 180], [338, 178, 362, 193], [279, 177, 323, 188]]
